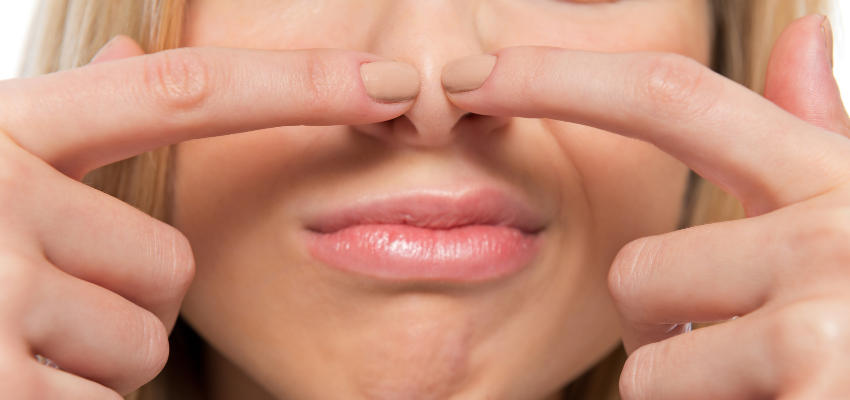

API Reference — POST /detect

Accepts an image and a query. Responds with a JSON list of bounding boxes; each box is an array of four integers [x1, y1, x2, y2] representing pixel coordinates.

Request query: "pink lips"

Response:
[[305, 190, 544, 282]]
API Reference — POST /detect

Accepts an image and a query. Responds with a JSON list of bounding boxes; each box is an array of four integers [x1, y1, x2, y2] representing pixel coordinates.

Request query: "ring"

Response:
[[35, 355, 61, 369]]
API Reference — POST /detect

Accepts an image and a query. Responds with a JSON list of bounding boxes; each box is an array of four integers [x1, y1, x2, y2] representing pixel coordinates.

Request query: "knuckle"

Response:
[[143, 49, 211, 116], [0, 361, 38, 399], [620, 344, 662, 400], [0, 252, 40, 305], [790, 209, 850, 267], [608, 236, 663, 314], [132, 308, 170, 379], [166, 227, 195, 296], [632, 53, 719, 121], [767, 302, 850, 373], [526, 47, 566, 101], [291, 52, 337, 116], [145, 222, 195, 302], [0, 151, 35, 205]]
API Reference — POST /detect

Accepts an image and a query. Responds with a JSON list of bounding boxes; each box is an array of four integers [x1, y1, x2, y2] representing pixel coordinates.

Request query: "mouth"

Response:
[[303, 188, 545, 282]]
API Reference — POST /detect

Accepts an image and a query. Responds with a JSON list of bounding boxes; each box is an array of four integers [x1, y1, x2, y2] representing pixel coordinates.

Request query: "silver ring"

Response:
[[35, 355, 61, 369]]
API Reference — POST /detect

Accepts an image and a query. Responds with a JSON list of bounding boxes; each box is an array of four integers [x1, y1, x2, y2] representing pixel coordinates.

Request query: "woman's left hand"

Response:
[[446, 14, 850, 399]]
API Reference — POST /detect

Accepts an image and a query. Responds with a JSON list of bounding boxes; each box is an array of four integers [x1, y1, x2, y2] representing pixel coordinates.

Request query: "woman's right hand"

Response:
[[0, 36, 415, 398]]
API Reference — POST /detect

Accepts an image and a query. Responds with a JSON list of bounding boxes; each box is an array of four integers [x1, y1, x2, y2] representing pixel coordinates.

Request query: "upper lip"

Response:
[[304, 188, 546, 234]]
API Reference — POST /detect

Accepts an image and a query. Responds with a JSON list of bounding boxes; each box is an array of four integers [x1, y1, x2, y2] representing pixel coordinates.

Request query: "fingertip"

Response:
[[764, 14, 848, 133], [360, 61, 420, 103], [441, 54, 497, 94], [442, 46, 550, 117], [89, 35, 146, 66]]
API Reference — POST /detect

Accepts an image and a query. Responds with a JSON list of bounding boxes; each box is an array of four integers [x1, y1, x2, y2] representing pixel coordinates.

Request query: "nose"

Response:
[[352, 0, 502, 148]]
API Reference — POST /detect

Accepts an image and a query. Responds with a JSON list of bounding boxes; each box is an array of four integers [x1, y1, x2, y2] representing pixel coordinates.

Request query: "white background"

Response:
[[1, 1, 849, 108]]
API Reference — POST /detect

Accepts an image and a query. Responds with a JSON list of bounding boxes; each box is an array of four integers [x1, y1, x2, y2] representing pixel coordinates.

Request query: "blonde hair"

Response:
[[23, 0, 184, 223], [20, 0, 831, 398], [686, 0, 832, 228]]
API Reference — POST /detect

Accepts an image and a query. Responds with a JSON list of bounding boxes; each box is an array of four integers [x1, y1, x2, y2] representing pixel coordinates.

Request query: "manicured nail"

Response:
[[360, 61, 420, 103], [441, 55, 497, 93], [822, 15, 834, 69]]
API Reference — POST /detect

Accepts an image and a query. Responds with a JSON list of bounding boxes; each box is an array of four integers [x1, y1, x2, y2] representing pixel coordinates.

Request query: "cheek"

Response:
[[545, 120, 690, 251], [169, 127, 330, 310]]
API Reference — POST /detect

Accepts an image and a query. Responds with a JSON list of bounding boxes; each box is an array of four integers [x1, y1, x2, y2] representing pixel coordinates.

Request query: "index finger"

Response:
[[445, 47, 850, 216], [0, 48, 418, 179]]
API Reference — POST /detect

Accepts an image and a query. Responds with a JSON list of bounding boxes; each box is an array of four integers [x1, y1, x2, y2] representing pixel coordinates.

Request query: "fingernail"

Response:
[[441, 55, 497, 93], [822, 15, 834, 69], [90, 36, 121, 64], [360, 61, 420, 103]]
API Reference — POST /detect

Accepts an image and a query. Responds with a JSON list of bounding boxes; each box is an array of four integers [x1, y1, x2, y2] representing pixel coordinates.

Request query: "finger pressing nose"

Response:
[[360, 61, 420, 103], [351, 0, 500, 149], [442, 54, 497, 94]]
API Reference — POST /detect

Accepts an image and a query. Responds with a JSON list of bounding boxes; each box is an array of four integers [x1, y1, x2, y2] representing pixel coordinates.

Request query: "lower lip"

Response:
[[307, 224, 540, 282]]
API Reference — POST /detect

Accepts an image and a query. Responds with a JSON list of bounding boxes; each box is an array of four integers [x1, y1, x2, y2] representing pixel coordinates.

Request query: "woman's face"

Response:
[[173, 1, 711, 399]]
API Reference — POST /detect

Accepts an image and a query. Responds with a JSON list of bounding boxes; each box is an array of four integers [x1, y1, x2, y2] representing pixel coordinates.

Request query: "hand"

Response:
[[0, 36, 413, 398], [446, 14, 850, 399]]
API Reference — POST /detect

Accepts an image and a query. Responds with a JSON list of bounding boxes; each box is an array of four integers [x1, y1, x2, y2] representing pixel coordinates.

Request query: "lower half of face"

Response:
[[172, 1, 708, 399]]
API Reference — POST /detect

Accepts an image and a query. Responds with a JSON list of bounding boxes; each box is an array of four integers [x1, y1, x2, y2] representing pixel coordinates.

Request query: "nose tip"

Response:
[[353, 58, 475, 149], [402, 66, 472, 147], [350, 1, 498, 149]]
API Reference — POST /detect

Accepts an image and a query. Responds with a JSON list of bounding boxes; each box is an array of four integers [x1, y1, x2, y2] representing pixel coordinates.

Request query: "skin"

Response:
[[174, 1, 704, 399], [0, 2, 848, 400]]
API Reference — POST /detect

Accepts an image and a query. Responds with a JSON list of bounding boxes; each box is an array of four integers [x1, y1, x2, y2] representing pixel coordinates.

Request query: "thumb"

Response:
[[763, 14, 850, 136], [89, 35, 146, 65]]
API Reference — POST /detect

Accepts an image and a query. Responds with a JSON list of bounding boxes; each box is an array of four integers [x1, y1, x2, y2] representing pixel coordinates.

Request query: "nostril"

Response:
[[352, 115, 412, 140], [351, 119, 395, 138], [452, 113, 486, 125], [352, 111, 511, 147], [454, 113, 512, 135], [458, 113, 485, 126]]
